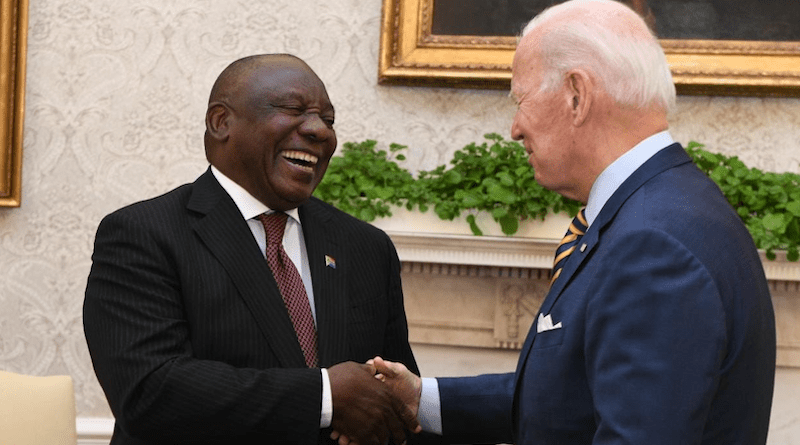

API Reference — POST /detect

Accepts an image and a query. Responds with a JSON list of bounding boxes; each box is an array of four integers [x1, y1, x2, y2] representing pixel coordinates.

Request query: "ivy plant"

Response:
[[314, 135, 799, 261], [685, 141, 799, 261], [314, 139, 416, 222], [414, 133, 581, 235]]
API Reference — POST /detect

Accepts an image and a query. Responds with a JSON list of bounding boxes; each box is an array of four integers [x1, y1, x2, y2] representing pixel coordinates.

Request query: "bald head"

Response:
[[517, 0, 675, 112], [208, 54, 316, 110]]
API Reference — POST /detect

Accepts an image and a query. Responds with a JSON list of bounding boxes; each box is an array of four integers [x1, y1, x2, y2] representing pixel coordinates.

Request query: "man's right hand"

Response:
[[328, 361, 420, 445], [371, 356, 422, 421]]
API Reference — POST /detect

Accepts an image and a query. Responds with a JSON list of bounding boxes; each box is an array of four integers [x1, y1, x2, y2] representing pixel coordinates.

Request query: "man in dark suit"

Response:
[[83, 54, 423, 445], [371, 1, 776, 444]]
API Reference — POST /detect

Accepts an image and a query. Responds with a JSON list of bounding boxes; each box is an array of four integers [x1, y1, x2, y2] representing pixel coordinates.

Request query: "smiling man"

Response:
[[83, 54, 426, 445]]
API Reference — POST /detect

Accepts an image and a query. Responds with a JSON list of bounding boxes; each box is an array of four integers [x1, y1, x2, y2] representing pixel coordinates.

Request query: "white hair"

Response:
[[521, 0, 675, 112]]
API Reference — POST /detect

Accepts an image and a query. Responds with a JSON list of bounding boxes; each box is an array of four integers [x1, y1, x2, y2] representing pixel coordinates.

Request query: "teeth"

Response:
[[282, 150, 318, 165]]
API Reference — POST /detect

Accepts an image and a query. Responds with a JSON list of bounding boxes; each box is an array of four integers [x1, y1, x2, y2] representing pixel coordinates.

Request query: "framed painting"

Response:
[[378, 0, 800, 96], [0, 0, 29, 207]]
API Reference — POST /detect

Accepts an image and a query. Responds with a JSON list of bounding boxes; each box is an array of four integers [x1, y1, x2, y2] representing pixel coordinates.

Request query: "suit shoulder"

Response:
[[100, 183, 194, 227]]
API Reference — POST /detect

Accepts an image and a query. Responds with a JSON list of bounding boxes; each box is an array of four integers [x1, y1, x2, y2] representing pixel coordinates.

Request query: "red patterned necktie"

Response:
[[550, 208, 588, 286], [257, 212, 318, 368]]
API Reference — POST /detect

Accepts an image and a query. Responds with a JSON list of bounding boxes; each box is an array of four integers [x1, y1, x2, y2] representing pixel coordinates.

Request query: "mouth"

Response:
[[281, 150, 319, 173]]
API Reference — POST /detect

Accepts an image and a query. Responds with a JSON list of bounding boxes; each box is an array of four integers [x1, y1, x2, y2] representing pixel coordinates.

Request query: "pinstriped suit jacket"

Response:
[[84, 168, 421, 445]]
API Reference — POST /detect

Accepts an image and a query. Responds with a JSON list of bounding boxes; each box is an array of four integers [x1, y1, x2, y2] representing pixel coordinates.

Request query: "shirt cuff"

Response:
[[418, 377, 443, 435], [321, 368, 332, 428]]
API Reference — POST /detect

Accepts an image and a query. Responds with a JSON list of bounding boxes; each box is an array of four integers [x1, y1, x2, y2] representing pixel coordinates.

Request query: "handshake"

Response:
[[327, 357, 423, 445]]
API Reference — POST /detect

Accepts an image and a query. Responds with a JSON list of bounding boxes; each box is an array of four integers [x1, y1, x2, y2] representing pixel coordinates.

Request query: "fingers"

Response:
[[330, 431, 352, 445], [373, 356, 404, 379]]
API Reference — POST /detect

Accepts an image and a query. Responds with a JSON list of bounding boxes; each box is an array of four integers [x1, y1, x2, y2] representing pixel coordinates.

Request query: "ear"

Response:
[[565, 69, 592, 126], [206, 102, 231, 142]]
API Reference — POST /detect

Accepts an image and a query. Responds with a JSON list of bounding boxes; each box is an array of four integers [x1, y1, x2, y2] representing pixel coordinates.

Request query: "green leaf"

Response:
[[460, 193, 483, 208], [491, 207, 509, 219], [358, 207, 376, 222], [762, 213, 785, 232], [788, 246, 799, 262], [497, 171, 515, 186], [786, 200, 800, 217], [498, 214, 519, 235], [466, 214, 483, 236], [373, 187, 394, 201], [443, 169, 463, 185], [487, 183, 516, 205]]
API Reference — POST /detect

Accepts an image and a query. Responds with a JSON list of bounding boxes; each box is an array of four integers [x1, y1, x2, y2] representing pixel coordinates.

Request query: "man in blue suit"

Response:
[[370, 0, 776, 443]]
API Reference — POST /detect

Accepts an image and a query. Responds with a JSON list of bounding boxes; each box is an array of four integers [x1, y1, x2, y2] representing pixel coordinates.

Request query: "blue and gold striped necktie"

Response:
[[550, 208, 588, 286]]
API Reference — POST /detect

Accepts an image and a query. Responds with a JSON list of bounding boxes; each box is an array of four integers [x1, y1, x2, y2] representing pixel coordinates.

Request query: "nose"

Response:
[[299, 113, 333, 141]]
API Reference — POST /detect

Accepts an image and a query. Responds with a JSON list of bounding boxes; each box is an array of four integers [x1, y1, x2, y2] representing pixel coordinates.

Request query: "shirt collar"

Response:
[[210, 166, 301, 224], [585, 130, 674, 226]]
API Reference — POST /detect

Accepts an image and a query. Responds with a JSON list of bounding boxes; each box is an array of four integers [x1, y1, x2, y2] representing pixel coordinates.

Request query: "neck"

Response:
[[591, 103, 668, 175]]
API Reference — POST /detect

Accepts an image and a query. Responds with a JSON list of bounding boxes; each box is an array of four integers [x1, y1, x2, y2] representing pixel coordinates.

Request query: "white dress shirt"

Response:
[[211, 166, 333, 428], [416, 130, 676, 434]]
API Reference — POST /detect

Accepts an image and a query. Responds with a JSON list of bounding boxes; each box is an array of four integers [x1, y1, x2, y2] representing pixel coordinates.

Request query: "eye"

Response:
[[278, 105, 304, 115]]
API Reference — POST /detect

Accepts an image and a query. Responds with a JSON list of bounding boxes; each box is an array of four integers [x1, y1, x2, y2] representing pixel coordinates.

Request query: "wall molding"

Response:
[[77, 417, 113, 444]]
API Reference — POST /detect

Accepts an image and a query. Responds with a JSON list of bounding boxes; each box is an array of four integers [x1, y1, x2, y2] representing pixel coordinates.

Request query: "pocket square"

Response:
[[537, 313, 562, 333]]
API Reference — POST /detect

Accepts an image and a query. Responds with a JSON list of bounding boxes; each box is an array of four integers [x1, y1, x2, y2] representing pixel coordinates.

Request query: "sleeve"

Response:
[[437, 373, 516, 444], [83, 210, 323, 444], [585, 229, 727, 444], [418, 377, 443, 434]]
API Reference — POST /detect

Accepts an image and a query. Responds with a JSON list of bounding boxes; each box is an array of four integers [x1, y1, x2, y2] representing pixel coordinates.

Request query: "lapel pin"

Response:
[[325, 255, 336, 269], [580, 243, 587, 252]]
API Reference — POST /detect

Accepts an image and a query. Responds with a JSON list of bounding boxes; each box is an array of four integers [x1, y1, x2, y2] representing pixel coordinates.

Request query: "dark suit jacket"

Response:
[[437, 144, 776, 444], [84, 168, 423, 444]]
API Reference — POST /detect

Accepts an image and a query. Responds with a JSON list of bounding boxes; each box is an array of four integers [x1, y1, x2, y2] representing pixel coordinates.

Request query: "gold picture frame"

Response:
[[0, 0, 29, 207], [379, 0, 800, 96]]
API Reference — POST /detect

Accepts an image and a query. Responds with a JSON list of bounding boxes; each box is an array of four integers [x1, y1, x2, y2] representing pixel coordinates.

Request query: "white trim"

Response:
[[77, 417, 114, 445]]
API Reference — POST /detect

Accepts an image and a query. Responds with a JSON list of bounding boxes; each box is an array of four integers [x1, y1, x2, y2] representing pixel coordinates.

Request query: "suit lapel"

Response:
[[187, 169, 307, 368], [299, 199, 348, 368], [516, 143, 692, 373]]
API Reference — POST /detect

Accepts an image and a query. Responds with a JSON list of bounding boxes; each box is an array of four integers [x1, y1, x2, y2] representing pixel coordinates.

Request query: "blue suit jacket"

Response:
[[438, 143, 776, 444]]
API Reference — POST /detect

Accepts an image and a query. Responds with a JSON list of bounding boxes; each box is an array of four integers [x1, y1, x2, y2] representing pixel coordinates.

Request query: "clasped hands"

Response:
[[327, 357, 422, 445]]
